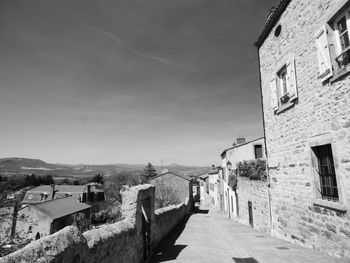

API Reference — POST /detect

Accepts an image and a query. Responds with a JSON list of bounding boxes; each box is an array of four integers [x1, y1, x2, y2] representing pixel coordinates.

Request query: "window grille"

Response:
[[313, 144, 339, 201]]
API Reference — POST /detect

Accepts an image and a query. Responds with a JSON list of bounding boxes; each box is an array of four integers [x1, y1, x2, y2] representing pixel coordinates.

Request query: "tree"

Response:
[[62, 178, 70, 185], [141, 162, 157, 184], [91, 174, 104, 185], [154, 181, 181, 209]]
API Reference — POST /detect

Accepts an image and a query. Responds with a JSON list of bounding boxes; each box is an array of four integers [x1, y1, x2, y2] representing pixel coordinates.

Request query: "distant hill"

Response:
[[0, 158, 211, 178]]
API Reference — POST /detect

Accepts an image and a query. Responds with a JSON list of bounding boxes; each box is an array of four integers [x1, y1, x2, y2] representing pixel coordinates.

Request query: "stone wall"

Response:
[[152, 200, 189, 248], [236, 177, 270, 233], [0, 184, 190, 263], [259, 0, 350, 259]]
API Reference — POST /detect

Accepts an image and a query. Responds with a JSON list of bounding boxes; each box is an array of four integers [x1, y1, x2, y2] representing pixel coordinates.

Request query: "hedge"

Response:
[[237, 159, 266, 180]]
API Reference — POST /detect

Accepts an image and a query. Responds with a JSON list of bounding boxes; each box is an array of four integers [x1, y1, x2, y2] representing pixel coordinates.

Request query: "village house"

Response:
[[220, 137, 268, 233], [22, 183, 106, 213], [208, 166, 220, 209], [16, 196, 91, 240], [149, 171, 194, 205], [255, 0, 350, 258], [198, 174, 209, 207]]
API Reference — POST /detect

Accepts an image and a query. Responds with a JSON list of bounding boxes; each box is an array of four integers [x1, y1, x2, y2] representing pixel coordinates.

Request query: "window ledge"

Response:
[[313, 199, 347, 213], [275, 100, 295, 115], [330, 67, 350, 83]]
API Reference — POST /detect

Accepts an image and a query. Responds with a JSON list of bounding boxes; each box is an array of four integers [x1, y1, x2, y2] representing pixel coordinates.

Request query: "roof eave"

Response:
[[254, 0, 291, 48]]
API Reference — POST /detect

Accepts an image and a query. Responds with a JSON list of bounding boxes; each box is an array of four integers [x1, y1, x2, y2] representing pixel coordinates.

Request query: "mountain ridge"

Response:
[[0, 157, 211, 177]]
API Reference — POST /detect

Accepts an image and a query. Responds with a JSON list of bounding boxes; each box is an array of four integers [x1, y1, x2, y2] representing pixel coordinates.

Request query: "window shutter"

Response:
[[315, 25, 333, 82], [286, 58, 298, 100], [270, 78, 278, 111]]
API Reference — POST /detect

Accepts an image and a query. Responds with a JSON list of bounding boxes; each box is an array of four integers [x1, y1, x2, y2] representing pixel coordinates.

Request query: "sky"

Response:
[[0, 0, 276, 166]]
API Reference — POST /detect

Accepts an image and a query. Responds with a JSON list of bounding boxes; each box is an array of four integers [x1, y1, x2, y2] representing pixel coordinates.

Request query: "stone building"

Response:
[[22, 184, 106, 213], [220, 137, 267, 231], [16, 197, 91, 240], [199, 174, 209, 207], [149, 171, 193, 204], [255, 0, 350, 258], [208, 167, 220, 209]]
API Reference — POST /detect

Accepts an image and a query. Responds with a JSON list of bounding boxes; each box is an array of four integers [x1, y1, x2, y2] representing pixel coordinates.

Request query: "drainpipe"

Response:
[[256, 45, 273, 234]]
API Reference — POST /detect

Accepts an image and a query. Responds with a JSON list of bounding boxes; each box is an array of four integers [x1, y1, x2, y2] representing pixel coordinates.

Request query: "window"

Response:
[[316, 5, 350, 82], [270, 58, 298, 113], [312, 144, 338, 201], [279, 67, 288, 96], [335, 14, 350, 52], [254, 144, 263, 159]]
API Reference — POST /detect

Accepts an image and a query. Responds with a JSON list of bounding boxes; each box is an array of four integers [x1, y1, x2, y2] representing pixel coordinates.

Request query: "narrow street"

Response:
[[149, 207, 348, 263]]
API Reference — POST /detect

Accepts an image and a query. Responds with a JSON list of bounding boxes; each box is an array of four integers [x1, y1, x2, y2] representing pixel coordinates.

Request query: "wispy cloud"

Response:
[[78, 21, 195, 73]]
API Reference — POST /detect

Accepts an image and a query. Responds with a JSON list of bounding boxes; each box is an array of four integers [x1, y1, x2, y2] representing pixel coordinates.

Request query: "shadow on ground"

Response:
[[193, 207, 209, 214], [232, 257, 260, 263], [148, 215, 190, 263]]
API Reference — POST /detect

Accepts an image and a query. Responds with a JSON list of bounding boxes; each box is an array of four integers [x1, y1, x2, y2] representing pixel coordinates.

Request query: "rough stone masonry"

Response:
[[258, 0, 350, 259]]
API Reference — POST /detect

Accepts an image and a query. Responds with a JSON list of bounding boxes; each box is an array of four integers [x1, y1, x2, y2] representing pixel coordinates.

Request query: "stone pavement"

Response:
[[148, 207, 348, 263]]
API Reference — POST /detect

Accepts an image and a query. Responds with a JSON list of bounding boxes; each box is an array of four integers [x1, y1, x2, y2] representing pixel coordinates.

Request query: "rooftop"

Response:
[[27, 196, 91, 220], [254, 0, 291, 48], [22, 184, 104, 204], [150, 171, 192, 181], [220, 137, 264, 158]]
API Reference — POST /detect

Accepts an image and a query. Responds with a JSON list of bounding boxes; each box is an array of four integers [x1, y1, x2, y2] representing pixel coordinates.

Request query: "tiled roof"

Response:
[[199, 174, 209, 179], [22, 184, 104, 204], [30, 197, 91, 219], [208, 168, 220, 175], [150, 171, 192, 181], [220, 137, 264, 158], [254, 0, 291, 48], [26, 185, 86, 193]]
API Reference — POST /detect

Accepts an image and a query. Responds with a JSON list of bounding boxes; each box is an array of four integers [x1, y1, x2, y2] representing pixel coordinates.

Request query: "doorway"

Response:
[[248, 201, 253, 227]]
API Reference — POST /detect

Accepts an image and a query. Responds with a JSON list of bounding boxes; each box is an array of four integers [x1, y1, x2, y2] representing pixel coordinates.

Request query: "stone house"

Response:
[[199, 174, 209, 207], [255, 0, 350, 258], [220, 137, 266, 227], [208, 167, 220, 209], [149, 171, 193, 205], [16, 196, 91, 240], [22, 183, 106, 213]]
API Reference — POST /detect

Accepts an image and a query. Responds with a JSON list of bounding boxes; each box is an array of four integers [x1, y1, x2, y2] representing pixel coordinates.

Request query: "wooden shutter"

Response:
[[286, 58, 298, 100], [270, 78, 278, 111], [315, 25, 333, 82]]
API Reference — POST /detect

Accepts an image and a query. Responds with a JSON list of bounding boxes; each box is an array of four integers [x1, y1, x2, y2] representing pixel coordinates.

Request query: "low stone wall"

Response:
[[152, 199, 189, 248], [237, 177, 270, 233], [0, 185, 190, 263]]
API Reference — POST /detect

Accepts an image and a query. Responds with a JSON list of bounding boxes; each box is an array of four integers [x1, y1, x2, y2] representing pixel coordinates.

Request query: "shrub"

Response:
[[237, 159, 266, 180], [154, 181, 181, 209]]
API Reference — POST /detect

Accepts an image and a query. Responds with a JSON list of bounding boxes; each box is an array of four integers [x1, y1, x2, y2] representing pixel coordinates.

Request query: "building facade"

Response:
[[199, 174, 209, 207], [256, 0, 350, 258], [208, 167, 220, 209], [16, 197, 91, 240], [220, 137, 267, 226], [149, 171, 193, 205], [22, 184, 106, 213]]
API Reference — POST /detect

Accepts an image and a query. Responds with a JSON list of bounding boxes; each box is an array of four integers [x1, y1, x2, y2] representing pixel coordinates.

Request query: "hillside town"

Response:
[[1, 0, 350, 262]]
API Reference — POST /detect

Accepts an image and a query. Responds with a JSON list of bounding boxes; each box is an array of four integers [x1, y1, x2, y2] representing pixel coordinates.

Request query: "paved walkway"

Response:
[[149, 207, 348, 263]]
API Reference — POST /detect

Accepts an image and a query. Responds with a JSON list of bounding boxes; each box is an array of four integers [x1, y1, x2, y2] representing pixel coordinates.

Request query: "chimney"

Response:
[[87, 185, 91, 202], [50, 184, 56, 200], [236, 136, 246, 145]]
